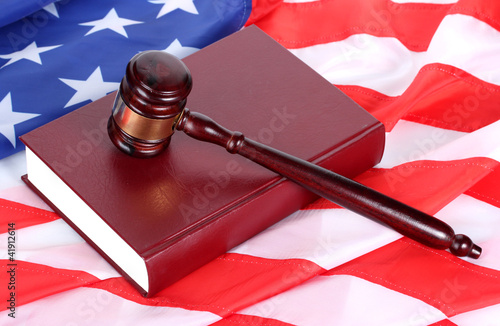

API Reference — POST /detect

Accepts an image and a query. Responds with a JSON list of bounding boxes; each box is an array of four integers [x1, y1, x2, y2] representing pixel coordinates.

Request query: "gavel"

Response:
[[107, 50, 481, 259]]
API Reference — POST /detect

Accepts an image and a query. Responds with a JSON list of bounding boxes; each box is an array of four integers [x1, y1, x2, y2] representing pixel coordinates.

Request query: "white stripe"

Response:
[[418, 119, 500, 163], [239, 274, 447, 326], [378, 120, 465, 168], [290, 34, 425, 96], [230, 208, 401, 270], [427, 14, 500, 85], [378, 119, 500, 168], [0, 287, 221, 326], [450, 303, 500, 325], [0, 219, 120, 280], [435, 194, 500, 271], [0, 184, 52, 210], [291, 14, 500, 96]]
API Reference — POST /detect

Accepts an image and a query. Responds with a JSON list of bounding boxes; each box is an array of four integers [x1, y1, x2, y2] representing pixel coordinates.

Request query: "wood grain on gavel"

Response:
[[108, 50, 481, 259]]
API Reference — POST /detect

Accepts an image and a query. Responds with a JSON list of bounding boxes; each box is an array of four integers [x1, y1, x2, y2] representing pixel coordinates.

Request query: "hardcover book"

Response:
[[21, 26, 385, 297]]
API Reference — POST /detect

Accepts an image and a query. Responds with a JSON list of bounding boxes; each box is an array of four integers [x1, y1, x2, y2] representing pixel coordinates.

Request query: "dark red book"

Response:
[[20, 26, 385, 297]]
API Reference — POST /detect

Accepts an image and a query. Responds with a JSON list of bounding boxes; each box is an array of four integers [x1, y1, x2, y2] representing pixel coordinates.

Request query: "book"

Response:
[[20, 26, 385, 297]]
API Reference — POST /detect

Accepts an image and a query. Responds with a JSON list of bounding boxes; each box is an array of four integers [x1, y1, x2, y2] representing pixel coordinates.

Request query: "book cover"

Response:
[[20, 26, 385, 297]]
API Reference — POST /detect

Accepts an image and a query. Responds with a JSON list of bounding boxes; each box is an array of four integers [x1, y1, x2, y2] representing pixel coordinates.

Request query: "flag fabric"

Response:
[[1, 0, 500, 325]]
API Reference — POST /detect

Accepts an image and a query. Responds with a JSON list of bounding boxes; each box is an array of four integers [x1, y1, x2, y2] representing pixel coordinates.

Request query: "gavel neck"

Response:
[[175, 108, 244, 153]]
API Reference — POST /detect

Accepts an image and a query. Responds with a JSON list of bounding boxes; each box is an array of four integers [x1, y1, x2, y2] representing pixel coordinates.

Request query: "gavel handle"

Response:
[[176, 108, 481, 258]]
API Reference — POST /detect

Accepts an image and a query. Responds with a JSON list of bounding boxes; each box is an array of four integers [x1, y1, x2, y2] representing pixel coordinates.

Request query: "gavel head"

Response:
[[108, 50, 192, 158]]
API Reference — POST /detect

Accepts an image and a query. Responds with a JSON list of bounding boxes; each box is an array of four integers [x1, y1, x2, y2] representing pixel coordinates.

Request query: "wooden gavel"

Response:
[[107, 50, 481, 258]]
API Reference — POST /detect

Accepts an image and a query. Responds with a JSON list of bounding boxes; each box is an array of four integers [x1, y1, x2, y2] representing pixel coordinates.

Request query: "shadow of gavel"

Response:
[[107, 50, 481, 258]]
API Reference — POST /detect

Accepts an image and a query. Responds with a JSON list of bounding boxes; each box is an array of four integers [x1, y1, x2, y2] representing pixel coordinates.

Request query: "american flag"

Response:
[[1, 0, 500, 325]]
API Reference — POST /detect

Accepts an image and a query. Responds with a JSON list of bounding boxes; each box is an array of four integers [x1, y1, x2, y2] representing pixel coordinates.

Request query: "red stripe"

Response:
[[326, 238, 500, 317], [92, 253, 325, 316], [246, 0, 283, 27], [0, 260, 100, 311], [0, 198, 60, 231], [401, 64, 500, 132], [428, 319, 459, 326], [210, 314, 296, 326], [465, 161, 500, 209], [339, 64, 500, 132], [305, 158, 498, 214], [248, 0, 451, 51]]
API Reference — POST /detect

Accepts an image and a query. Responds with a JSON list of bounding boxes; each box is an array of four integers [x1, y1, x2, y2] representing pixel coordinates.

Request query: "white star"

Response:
[[0, 42, 61, 68], [149, 0, 199, 19], [43, 2, 59, 18], [59, 67, 120, 108], [163, 39, 199, 59], [79, 8, 143, 37], [0, 93, 40, 148]]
